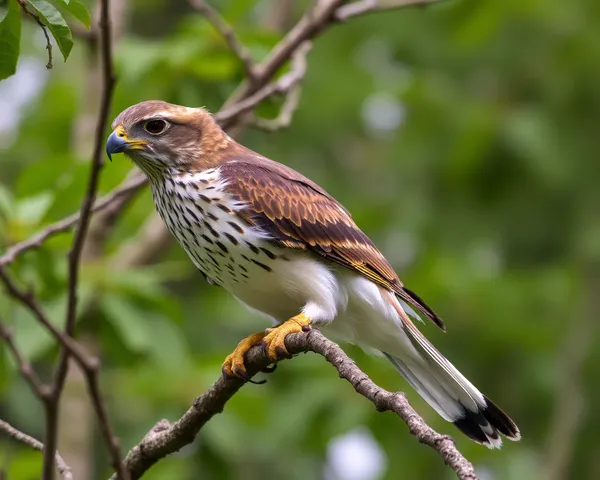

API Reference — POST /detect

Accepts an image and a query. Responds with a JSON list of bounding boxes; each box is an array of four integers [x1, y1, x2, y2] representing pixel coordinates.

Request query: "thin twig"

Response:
[[0, 420, 72, 480], [115, 330, 477, 480], [17, 0, 53, 69], [188, 0, 258, 82], [41, 0, 126, 477]]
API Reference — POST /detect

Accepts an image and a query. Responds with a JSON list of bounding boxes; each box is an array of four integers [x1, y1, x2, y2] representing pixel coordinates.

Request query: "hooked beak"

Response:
[[106, 126, 148, 161]]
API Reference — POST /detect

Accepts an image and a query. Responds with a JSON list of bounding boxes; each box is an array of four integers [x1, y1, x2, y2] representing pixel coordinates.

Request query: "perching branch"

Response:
[[0, 420, 72, 480], [116, 330, 477, 480]]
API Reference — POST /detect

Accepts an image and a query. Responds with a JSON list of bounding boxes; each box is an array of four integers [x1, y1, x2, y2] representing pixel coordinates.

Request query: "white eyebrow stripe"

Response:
[[139, 112, 171, 121], [138, 106, 200, 122]]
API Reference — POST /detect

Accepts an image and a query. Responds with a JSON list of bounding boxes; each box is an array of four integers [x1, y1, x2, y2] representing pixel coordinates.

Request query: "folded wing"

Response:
[[219, 154, 445, 331]]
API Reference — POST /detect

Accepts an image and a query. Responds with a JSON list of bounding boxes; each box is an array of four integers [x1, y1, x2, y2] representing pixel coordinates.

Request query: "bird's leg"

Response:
[[222, 332, 267, 380], [262, 313, 312, 363]]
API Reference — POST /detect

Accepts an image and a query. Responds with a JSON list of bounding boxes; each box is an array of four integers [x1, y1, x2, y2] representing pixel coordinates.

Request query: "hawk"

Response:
[[106, 100, 520, 448]]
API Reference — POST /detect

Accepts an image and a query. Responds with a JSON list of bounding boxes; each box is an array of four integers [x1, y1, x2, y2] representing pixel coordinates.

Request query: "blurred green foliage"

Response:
[[1, 0, 600, 478]]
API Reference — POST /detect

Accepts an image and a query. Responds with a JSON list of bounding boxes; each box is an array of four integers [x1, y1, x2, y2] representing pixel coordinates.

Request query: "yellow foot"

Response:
[[262, 313, 312, 363], [222, 332, 266, 380]]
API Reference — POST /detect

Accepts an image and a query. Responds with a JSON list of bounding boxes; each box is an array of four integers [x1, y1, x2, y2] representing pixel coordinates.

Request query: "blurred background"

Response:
[[1, 0, 600, 478]]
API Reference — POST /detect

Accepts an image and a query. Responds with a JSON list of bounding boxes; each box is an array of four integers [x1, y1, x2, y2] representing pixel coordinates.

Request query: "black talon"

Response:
[[233, 366, 249, 380], [232, 366, 267, 385], [261, 364, 277, 373], [275, 346, 290, 359], [247, 377, 267, 385]]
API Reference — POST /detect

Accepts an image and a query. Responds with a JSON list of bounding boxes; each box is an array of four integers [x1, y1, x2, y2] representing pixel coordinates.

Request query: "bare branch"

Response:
[[0, 420, 72, 480], [218, 0, 345, 120], [188, 0, 258, 81], [116, 330, 477, 480]]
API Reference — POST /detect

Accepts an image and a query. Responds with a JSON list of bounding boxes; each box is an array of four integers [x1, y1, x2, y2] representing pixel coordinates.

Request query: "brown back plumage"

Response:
[[219, 146, 446, 331]]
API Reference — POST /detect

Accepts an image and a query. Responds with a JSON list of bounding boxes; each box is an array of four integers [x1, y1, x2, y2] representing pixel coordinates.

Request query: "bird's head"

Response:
[[106, 100, 231, 179]]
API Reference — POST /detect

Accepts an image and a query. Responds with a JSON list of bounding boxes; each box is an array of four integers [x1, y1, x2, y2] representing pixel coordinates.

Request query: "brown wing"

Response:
[[219, 154, 445, 331]]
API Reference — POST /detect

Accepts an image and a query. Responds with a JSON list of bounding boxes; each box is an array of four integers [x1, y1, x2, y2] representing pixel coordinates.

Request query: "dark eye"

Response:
[[144, 119, 167, 135]]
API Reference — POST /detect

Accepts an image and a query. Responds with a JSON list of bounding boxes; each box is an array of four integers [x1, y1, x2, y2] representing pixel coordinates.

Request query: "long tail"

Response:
[[385, 298, 521, 449]]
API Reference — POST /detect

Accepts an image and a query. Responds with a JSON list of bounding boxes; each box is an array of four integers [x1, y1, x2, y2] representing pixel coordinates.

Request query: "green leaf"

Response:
[[15, 192, 53, 225], [102, 296, 154, 353], [143, 314, 192, 368], [59, 0, 91, 29], [26, 0, 73, 61], [0, 0, 21, 80], [12, 299, 64, 361]]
